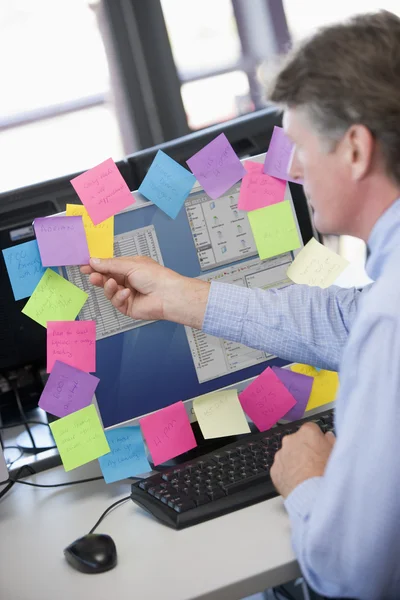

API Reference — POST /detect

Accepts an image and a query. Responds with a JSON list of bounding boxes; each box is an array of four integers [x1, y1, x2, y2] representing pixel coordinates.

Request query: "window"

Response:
[[0, 0, 124, 194]]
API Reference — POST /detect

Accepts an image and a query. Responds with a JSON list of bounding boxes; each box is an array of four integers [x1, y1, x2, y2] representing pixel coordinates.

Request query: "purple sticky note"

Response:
[[38, 360, 99, 418], [271, 366, 313, 421], [186, 133, 246, 200], [263, 126, 304, 185], [34, 216, 90, 267]]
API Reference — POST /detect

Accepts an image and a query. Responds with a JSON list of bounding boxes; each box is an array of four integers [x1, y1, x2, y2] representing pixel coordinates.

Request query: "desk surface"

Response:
[[0, 461, 300, 600]]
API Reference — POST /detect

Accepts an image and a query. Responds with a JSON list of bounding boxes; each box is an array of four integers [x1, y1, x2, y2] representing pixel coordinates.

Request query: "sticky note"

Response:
[[46, 321, 96, 373], [22, 268, 88, 327], [50, 404, 110, 472], [287, 238, 349, 288], [98, 427, 151, 483], [39, 360, 99, 418], [33, 216, 90, 267], [193, 390, 250, 439], [138, 150, 196, 219], [290, 364, 339, 411], [186, 133, 246, 200], [2, 240, 47, 301], [66, 204, 114, 259], [263, 126, 303, 185], [239, 367, 297, 431], [238, 161, 286, 212], [271, 366, 313, 421], [248, 201, 301, 260], [139, 401, 197, 466], [70, 158, 135, 225]]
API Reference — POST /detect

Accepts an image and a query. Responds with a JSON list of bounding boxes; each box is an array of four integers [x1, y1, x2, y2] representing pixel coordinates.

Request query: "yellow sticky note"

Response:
[[290, 364, 339, 411], [50, 404, 110, 472], [66, 204, 114, 258], [193, 390, 250, 439], [22, 268, 88, 327], [248, 201, 301, 260], [287, 238, 349, 288]]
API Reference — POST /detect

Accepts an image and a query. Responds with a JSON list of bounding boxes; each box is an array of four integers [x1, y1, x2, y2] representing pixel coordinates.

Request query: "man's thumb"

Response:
[[90, 257, 133, 276], [325, 430, 336, 446]]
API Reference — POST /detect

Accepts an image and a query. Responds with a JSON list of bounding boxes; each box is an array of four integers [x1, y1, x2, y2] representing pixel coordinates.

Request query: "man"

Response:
[[82, 11, 400, 599]]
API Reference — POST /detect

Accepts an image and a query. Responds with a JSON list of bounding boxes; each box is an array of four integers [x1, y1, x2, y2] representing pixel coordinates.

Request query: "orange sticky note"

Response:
[[238, 161, 286, 211], [47, 321, 96, 373], [139, 401, 197, 466]]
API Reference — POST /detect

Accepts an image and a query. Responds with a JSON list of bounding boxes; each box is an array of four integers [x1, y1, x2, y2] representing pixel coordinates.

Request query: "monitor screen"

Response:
[[63, 155, 313, 428]]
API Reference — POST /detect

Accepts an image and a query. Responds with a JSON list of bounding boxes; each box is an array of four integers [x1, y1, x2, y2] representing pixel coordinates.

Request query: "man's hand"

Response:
[[80, 256, 210, 329], [270, 423, 336, 498]]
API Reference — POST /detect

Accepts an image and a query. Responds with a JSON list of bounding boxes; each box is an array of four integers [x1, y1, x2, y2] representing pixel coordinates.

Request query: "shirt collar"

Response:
[[366, 198, 400, 280]]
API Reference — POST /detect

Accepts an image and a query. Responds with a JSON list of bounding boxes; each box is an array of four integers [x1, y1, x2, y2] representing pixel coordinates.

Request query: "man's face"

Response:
[[283, 107, 356, 236]]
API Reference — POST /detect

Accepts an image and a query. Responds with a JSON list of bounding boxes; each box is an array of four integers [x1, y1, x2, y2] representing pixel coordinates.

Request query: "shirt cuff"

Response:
[[284, 476, 322, 522], [202, 281, 251, 340]]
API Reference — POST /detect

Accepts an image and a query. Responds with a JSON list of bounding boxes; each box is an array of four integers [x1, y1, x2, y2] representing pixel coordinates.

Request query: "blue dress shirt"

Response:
[[202, 199, 400, 599]]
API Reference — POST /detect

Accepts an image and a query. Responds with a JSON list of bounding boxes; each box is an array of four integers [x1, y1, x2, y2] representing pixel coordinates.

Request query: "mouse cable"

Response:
[[88, 495, 132, 534]]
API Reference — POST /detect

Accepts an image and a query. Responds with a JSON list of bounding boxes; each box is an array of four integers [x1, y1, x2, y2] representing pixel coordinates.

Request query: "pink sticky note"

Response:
[[239, 367, 297, 432], [139, 401, 197, 466], [263, 127, 304, 185], [47, 321, 96, 373], [70, 158, 135, 225], [34, 216, 90, 267], [238, 161, 286, 211], [186, 133, 246, 200]]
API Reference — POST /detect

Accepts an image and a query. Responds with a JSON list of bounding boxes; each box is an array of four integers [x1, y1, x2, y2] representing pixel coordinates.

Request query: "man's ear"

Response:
[[344, 124, 375, 181]]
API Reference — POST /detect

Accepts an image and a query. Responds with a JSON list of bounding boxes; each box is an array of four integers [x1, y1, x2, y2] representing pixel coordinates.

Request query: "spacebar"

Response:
[[221, 472, 270, 495]]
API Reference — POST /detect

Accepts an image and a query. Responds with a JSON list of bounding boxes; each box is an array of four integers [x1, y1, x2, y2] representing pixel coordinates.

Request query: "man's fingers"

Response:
[[89, 273, 107, 288], [325, 431, 336, 446], [90, 257, 135, 277], [111, 288, 131, 309], [103, 278, 119, 300], [80, 265, 94, 275]]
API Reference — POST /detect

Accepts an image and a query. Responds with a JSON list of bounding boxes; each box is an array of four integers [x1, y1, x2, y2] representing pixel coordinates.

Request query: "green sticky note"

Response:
[[22, 268, 88, 327], [248, 200, 301, 260], [50, 404, 110, 472], [193, 390, 250, 439]]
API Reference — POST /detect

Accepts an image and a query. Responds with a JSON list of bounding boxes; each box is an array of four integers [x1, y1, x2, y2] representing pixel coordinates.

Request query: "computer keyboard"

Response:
[[130, 409, 334, 529]]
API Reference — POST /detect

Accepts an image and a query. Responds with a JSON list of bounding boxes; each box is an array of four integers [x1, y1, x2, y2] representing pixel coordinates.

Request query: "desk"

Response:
[[0, 461, 300, 600]]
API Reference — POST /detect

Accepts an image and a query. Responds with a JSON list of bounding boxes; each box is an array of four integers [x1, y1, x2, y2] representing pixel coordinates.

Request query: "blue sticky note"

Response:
[[2, 240, 47, 301], [98, 426, 151, 484], [138, 150, 196, 219]]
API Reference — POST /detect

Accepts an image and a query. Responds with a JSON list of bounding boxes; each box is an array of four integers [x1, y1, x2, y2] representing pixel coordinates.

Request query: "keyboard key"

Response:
[[208, 488, 226, 501], [221, 472, 269, 494], [173, 500, 196, 513], [194, 493, 211, 506]]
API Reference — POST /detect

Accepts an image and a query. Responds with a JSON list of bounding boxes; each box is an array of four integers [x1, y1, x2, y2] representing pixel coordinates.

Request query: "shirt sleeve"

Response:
[[284, 315, 400, 599], [202, 281, 367, 371]]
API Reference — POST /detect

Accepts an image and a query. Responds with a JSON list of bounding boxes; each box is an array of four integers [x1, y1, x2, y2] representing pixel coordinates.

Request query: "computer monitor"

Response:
[[62, 153, 314, 434]]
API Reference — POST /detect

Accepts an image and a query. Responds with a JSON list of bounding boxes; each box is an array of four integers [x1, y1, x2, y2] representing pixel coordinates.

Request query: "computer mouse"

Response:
[[64, 533, 117, 574]]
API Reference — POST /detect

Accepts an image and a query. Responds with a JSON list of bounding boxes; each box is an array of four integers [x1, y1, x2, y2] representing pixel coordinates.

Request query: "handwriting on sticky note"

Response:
[[239, 367, 296, 431], [186, 133, 246, 200], [238, 161, 286, 212], [139, 150, 196, 219], [139, 401, 197, 466], [39, 360, 99, 418], [290, 364, 339, 411], [2, 240, 46, 301], [193, 390, 250, 439], [66, 204, 114, 258], [263, 126, 303, 185], [22, 268, 88, 328], [47, 321, 96, 373], [34, 216, 90, 267], [70, 158, 135, 225], [98, 427, 151, 483], [271, 366, 313, 421], [50, 404, 110, 472], [248, 200, 301, 260], [287, 238, 349, 288]]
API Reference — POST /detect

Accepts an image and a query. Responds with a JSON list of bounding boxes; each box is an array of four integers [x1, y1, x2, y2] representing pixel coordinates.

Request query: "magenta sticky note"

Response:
[[38, 360, 99, 418], [186, 133, 246, 200], [271, 366, 313, 421], [47, 321, 96, 373], [263, 127, 304, 185], [70, 158, 135, 225], [238, 161, 286, 211], [34, 216, 89, 267], [239, 367, 297, 432], [139, 401, 197, 466]]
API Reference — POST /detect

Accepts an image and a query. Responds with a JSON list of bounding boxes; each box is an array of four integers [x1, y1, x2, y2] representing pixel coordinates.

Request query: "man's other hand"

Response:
[[270, 423, 336, 498]]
